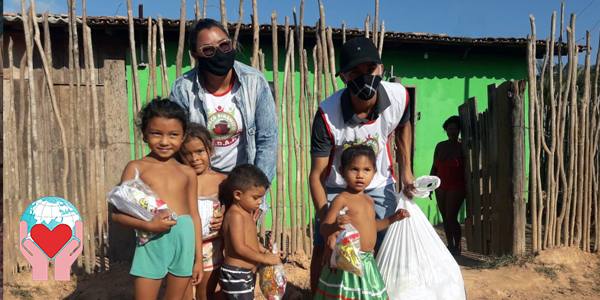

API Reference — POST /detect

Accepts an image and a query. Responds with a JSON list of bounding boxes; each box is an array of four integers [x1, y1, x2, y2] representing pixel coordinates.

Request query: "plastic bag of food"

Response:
[[107, 168, 177, 245], [330, 208, 363, 276], [197, 196, 222, 241], [259, 243, 287, 299], [376, 176, 465, 300]]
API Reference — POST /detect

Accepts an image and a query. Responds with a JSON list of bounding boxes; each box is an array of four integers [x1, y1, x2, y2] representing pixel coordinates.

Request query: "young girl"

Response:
[[179, 123, 227, 300], [111, 99, 203, 300], [316, 145, 410, 300]]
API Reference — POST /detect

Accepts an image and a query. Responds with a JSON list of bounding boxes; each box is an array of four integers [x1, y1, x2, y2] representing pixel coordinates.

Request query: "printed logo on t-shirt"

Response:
[[341, 134, 380, 155], [207, 105, 241, 147]]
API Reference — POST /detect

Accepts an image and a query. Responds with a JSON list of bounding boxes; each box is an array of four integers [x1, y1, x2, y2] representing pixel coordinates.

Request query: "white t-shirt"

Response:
[[319, 81, 409, 189], [203, 83, 246, 172]]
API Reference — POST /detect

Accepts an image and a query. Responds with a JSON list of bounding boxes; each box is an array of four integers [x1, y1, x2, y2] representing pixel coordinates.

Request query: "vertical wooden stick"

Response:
[[298, 0, 309, 254], [378, 21, 385, 58], [233, 0, 244, 49], [342, 21, 347, 44], [373, 0, 379, 45], [151, 23, 158, 97], [527, 15, 539, 252], [272, 11, 284, 250], [176, 0, 186, 78], [158, 17, 169, 96], [195, 0, 201, 21], [203, 0, 207, 18], [146, 16, 154, 99], [319, 2, 330, 96], [365, 15, 370, 39], [220, 0, 228, 28], [326, 27, 337, 91], [251, 0, 259, 68], [127, 0, 142, 159], [21, 0, 42, 200]]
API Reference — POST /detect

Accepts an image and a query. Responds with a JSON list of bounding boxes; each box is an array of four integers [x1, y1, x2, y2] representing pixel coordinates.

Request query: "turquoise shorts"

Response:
[[130, 215, 196, 279]]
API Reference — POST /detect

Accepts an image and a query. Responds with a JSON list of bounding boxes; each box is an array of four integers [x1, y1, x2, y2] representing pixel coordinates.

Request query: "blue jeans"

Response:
[[313, 183, 397, 251]]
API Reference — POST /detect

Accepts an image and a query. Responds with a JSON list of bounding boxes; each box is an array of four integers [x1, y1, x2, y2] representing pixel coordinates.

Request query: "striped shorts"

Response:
[[220, 264, 256, 300]]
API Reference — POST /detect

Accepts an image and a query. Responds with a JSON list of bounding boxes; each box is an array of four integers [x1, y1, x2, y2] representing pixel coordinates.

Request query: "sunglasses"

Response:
[[196, 39, 234, 57]]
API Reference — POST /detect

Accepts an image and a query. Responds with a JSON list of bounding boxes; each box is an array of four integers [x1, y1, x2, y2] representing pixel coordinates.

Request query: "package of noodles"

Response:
[[259, 244, 287, 299], [330, 208, 363, 276]]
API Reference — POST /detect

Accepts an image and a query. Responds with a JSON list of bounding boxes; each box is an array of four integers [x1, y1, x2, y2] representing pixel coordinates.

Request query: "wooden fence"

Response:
[[2, 0, 388, 279], [459, 81, 526, 256], [527, 7, 599, 253], [2, 5, 132, 280]]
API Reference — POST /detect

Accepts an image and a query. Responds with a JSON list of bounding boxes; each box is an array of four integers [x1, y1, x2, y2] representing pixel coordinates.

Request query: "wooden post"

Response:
[[22, 0, 43, 201], [233, 0, 244, 49], [151, 23, 158, 97], [158, 17, 169, 96], [511, 80, 526, 255], [195, 0, 201, 21], [127, 0, 142, 159], [297, 0, 310, 254], [326, 27, 337, 91], [272, 11, 284, 251], [319, 1, 330, 96], [203, 0, 207, 18], [342, 21, 347, 44], [373, 0, 379, 46], [176, 0, 186, 78], [251, 0, 259, 68], [220, 0, 227, 28], [378, 21, 385, 58], [146, 17, 155, 99], [527, 15, 539, 252], [365, 15, 370, 39]]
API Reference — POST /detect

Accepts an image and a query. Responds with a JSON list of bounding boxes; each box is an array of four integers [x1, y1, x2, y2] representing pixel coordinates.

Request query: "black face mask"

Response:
[[347, 74, 382, 101], [196, 49, 235, 76]]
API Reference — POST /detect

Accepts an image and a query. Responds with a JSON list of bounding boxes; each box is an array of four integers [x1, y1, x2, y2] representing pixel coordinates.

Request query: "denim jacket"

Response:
[[170, 61, 278, 182]]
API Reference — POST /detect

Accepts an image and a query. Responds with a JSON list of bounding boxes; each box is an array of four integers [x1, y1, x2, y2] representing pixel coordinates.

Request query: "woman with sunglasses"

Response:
[[170, 18, 277, 299]]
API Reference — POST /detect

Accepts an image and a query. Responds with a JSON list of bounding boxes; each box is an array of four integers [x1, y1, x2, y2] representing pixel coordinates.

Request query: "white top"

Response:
[[318, 81, 409, 190], [203, 83, 246, 172]]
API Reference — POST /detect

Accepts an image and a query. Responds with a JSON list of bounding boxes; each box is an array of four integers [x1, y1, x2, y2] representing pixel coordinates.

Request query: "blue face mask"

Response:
[[347, 74, 382, 100]]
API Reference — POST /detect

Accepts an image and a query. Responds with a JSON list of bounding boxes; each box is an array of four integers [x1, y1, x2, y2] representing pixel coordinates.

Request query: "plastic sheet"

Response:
[[376, 176, 466, 300], [107, 168, 177, 245], [330, 208, 364, 277], [259, 243, 287, 299]]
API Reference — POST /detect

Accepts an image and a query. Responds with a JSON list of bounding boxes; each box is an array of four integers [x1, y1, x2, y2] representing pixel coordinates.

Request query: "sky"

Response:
[[4, 0, 600, 61]]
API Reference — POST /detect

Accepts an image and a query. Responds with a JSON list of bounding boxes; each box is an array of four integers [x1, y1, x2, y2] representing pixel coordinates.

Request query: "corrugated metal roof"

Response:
[[3, 13, 572, 52]]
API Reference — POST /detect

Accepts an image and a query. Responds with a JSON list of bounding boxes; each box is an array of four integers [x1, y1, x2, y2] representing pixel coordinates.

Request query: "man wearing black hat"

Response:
[[309, 37, 415, 291]]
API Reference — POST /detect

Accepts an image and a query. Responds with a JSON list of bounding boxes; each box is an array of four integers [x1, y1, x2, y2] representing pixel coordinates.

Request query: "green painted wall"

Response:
[[125, 40, 528, 229]]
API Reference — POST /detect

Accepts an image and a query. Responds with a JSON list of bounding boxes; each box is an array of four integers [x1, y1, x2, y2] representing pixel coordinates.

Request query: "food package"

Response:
[[198, 197, 222, 240], [376, 176, 466, 300], [107, 168, 177, 245], [259, 243, 287, 299], [330, 208, 363, 276]]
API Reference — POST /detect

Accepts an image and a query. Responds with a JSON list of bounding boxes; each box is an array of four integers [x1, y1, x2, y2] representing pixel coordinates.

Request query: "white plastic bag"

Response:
[[197, 196, 222, 240], [259, 243, 287, 300], [376, 176, 465, 300], [107, 168, 177, 245], [330, 208, 363, 276]]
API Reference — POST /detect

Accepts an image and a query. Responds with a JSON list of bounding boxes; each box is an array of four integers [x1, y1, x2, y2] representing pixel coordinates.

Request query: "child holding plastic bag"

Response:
[[110, 99, 203, 300], [179, 123, 227, 300], [316, 145, 410, 300]]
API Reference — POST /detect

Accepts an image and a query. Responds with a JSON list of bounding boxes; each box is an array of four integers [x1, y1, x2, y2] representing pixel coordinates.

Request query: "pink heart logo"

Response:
[[30, 224, 73, 258]]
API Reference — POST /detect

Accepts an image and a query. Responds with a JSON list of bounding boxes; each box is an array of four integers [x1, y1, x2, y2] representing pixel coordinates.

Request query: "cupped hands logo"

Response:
[[19, 196, 83, 281]]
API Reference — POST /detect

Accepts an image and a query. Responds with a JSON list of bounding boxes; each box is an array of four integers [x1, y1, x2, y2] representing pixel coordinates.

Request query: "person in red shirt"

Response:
[[431, 115, 466, 255]]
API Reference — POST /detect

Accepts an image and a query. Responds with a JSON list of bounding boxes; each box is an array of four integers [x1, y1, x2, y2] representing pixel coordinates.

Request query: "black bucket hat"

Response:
[[337, 37, 382, 76]]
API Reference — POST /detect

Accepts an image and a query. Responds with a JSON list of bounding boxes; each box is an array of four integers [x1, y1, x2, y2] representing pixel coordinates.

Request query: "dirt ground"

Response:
[[4, 233, 600, 300]]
